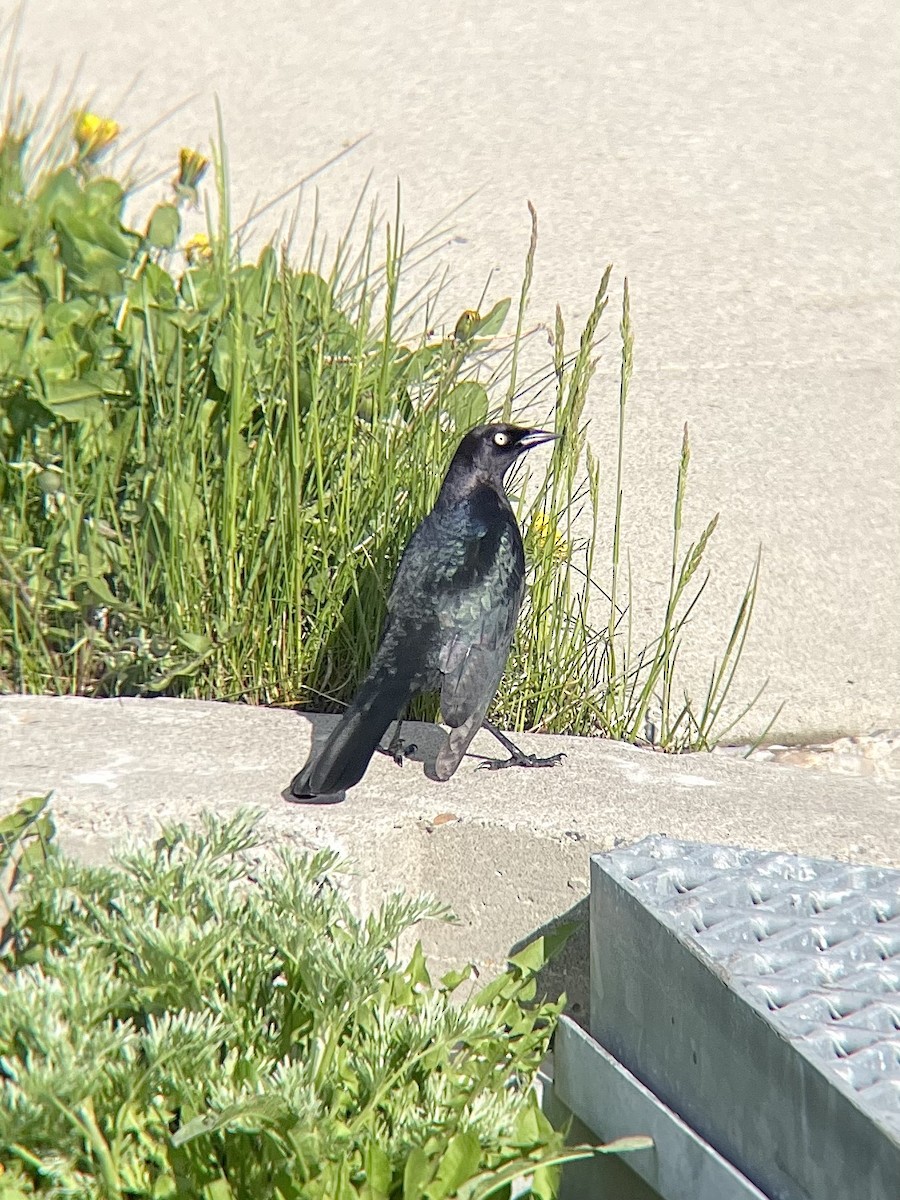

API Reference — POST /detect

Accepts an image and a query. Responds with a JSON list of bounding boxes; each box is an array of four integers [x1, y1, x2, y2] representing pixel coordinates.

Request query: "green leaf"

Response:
[[426, 1131, 481, 1197], [178, 632, 213, 655], [211, 332, 232, 391], [180, 263, 224, 310], [0, 328, 26, 377], [84, 177, 126, 219], [445, 381, 489, 431], [362, 1142, 391, 1199], [131, 261, 178, 309], [507, 922, 578, 976], [595, 1135, 654, 1154], [403, 1147, 431, 1200], [201, 1178, 235, 1200], [35, 166, 82, 222], [43, 298, 96, 338], [0, 793, 52, 839], [0, 202, 27, 250], [440, 965, 473, 991], [32, 334, 88, 384], [79, 575, 118, 605], [0, 275, 42, 329], [40, 378, 105, 419], [56, 208, 134, 261], [146, 203, 181, 250], [471, 297, 510, 337]]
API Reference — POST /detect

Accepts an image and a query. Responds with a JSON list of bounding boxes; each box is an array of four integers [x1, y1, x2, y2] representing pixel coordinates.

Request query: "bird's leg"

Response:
[[476, 719, 566, 771], [376, 719, 417, 766]]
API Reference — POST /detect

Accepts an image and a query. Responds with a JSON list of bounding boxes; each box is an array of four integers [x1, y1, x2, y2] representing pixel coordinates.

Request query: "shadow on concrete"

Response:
[[281, 712, 449, 802], [510, 897, 591, 1027]]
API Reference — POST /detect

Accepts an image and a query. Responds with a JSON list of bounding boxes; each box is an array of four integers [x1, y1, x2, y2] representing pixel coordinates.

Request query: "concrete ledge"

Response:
[[2, 696, 898, 1012]]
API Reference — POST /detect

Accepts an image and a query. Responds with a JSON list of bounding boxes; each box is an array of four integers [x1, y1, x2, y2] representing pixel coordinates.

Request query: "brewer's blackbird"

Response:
[[289, 423, 565, 799]]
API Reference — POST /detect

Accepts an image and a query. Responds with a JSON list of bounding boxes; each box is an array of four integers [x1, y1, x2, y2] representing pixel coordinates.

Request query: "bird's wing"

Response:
[[437, 523, 524, 727], [381, 490, 524, 729]]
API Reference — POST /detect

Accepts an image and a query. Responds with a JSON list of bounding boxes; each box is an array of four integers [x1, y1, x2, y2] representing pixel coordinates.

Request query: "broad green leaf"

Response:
[[131, 261, 178, 309], [32, 335, 88, 383], [406, 939, 431, 988], [402, 1147, 431, 1200], [0, 793, 52, 838], [426, 1131, 481, 1197], [86, 367, 128, 396], [0, 202, 27, 250], [43, 298, 96, 338], [211, 332, 232, 390], [471, 297, 510, 337], [445, 381, 489, 431], [79, 575, 118, 605], [40, 378, 105, 419], [35, 166, 82, 222], [180, 263, 224, 310], [0, 275, 42, 329], [146, 203, 181, 250], [83, 176, 126, 218], [200, 1178, 235, 1200], [440, 965, 472, 991], [362, 1142, 391, 1199], [56, 208, 134, 261], [514, 1096, 555, 1145], [178, 632, 213, 655], [507, 922, 578, 976], [0, 328, 26, 376]]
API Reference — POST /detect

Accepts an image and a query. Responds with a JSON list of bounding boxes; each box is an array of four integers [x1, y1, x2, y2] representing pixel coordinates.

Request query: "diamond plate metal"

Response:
[[590, 836, 900, 1200], [607, 837, 900, 1141]]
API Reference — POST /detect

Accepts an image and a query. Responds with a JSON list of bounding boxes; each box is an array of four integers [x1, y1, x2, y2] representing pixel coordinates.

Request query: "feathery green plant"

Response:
[[0, 803, 650, 1197]]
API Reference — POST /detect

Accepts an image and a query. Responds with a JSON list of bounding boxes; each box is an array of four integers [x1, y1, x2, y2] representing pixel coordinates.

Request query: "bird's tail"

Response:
[[289, 664, 417, 798]]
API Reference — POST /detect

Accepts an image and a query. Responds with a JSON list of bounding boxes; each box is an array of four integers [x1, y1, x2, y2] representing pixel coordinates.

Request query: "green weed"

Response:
[[0, 95, 763, 750]]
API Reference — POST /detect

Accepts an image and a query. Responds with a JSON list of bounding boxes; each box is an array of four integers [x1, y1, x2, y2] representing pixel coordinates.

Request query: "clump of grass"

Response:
[[0, 799, 650, 1197], [0, 88, 764, 750]]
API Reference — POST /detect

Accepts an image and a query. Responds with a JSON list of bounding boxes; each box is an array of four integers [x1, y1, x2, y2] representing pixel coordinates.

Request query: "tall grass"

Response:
[[0, 95, 764, 749]]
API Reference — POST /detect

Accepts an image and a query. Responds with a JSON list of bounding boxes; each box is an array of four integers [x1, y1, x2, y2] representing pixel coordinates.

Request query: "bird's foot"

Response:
[[477, 751, 566, 772], [376, 739, 418, 767], [477, 719, 566, 772], [376, 721, 417, 767]]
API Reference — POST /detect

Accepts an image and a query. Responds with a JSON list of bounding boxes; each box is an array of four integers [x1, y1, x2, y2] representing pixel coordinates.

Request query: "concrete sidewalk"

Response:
[[3, 696, 897, 1012], [10, 0, 900, 742]]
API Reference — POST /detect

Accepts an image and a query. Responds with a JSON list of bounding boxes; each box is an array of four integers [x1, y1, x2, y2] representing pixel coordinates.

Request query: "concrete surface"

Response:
[[2, 696, 898, 1014], [7, 0, 899, 741]]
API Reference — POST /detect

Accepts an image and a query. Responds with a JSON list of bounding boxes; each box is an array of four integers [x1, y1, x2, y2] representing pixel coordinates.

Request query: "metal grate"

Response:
[[605, 838, 900, 1141]]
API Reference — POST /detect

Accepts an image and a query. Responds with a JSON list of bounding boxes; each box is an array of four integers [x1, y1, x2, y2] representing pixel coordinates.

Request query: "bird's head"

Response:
[[452, 423, 559, 485]]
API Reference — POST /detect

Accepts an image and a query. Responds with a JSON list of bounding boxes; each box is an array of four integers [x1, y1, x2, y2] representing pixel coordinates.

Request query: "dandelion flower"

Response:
[[74, 111, 120, 162], [184, 233, 212, 264], [528, 511, 570, 565], [174, 147, 210, 204]]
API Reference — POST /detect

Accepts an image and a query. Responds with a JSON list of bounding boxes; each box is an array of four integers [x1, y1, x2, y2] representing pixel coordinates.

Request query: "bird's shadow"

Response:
[[283, 711, 451, 804]]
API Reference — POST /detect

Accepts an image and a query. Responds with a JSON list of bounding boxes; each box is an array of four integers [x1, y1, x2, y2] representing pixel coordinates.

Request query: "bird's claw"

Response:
[[477, 752, 566, 772], [377, 739, 417, 767]]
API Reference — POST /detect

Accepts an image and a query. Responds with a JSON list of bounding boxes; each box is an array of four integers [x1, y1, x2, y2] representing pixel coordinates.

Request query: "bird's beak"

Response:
[[518, 428, 559, 450]]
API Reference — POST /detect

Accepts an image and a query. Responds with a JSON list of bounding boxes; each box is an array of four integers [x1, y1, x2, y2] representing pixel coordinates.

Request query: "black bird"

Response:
[[289, 423, 565, 799]]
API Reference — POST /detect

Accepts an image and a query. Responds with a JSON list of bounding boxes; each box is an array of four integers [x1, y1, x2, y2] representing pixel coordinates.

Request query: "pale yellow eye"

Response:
[[493, 431, 510, 447]]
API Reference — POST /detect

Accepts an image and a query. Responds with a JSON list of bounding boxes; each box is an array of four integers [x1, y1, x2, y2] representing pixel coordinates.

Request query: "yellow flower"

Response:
[[528, 511, 570, 564], [178, 147, 210, 188], [74, 111, 120, 162], [173, 147, 210, 205], [184, 232, 212, 264]]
